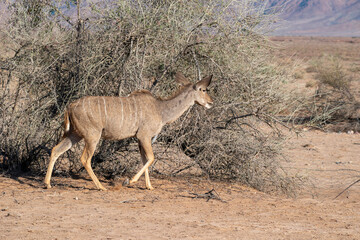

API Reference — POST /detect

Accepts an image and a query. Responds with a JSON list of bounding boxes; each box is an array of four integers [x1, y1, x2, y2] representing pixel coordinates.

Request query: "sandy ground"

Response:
[[1, 36, 359, 239], [1, 130, 359, 240]]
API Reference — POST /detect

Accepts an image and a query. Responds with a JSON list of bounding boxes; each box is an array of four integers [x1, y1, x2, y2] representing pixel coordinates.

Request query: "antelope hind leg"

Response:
[[44, 134, 80, 189]]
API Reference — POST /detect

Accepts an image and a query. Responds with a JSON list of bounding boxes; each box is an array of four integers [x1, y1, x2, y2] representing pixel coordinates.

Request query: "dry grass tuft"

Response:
[[315, 55, 351, 90]]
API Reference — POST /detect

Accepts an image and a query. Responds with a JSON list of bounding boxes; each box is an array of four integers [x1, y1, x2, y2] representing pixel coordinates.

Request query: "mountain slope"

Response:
[[268, 0, 360, 36]]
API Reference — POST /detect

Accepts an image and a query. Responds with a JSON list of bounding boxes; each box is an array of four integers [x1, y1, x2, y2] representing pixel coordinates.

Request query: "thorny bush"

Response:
[[0, 0, 299, 195]]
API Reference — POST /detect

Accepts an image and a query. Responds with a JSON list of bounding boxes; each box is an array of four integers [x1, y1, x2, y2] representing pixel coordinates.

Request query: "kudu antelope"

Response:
[[44, 72, 213, 190]]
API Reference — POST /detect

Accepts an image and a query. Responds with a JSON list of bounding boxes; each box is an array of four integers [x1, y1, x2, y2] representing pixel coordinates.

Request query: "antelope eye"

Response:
[[198, 87, 206, 92]]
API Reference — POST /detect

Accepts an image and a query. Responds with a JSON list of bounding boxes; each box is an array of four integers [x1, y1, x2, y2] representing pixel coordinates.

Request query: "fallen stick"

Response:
[[187, 188, 227, 203], [334, 178, 360, 200]]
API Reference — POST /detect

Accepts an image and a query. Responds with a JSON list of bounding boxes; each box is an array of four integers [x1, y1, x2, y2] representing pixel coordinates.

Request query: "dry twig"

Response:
[[334, 178, 360, 200], [186, 189, 227, 203]]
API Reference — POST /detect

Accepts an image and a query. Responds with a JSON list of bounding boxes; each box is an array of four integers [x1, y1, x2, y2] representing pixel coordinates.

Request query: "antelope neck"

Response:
[[159, 86, 195, 124]]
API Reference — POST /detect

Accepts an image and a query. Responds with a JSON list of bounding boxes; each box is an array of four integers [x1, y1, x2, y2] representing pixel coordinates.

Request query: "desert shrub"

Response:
[[349, 63, 360, 73], [293, 70, 304, 79], [315, 55, 350, 91], [298, 55, 359, 127], [0, 0, 299, 194]]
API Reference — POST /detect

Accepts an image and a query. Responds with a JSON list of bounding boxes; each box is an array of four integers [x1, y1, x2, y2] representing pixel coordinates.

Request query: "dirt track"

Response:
[[1, 130, 359, 240]]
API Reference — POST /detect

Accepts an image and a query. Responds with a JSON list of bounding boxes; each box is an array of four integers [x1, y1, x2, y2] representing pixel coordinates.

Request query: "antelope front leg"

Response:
[[138, 143, 154, 190], [123, 138, 155, 190], [80, 138, 107, 191]]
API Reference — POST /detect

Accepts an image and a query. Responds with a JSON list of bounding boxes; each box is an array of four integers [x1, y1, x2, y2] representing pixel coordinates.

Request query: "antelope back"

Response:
[[67, 93, 162, 140]]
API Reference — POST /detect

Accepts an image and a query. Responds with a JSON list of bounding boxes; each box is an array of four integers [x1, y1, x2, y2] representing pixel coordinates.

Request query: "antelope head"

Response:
[[175, 72, 214, 109]]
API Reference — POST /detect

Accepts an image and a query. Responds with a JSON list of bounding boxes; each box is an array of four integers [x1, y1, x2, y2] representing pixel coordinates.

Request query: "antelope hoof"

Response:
[[122, 178, 130, 187], [146, 185, 154, 190], [44, 181, 52, 189], [97, 184, 107, 191]]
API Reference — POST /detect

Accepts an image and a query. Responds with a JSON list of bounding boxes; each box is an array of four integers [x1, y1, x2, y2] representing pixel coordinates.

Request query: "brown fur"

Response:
[[158, 84, 193, 101], [129, 89, 152, 96], [44, 73, 213, 191]]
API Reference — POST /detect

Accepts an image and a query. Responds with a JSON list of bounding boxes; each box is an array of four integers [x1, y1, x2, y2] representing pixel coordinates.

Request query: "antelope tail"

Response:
[[63, 110, 71, 138]]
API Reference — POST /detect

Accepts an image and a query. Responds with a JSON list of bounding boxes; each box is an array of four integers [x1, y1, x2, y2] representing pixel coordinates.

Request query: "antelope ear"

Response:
[[175, 72, 191, 86], [195, 75, 213, 88]]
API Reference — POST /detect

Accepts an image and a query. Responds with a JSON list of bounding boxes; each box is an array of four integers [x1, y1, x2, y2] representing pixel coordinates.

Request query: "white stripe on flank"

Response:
[[127, 97, 132, 126], [138, 97, 142, 124], [120, 98, 124, 128], [133, 96, 138, 125], [88, 98, 94, 120], [97, 98, 102, 122], [82, 97, 86, 115], [83, 98, 96, 132], [102, 97, 107, 125]]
